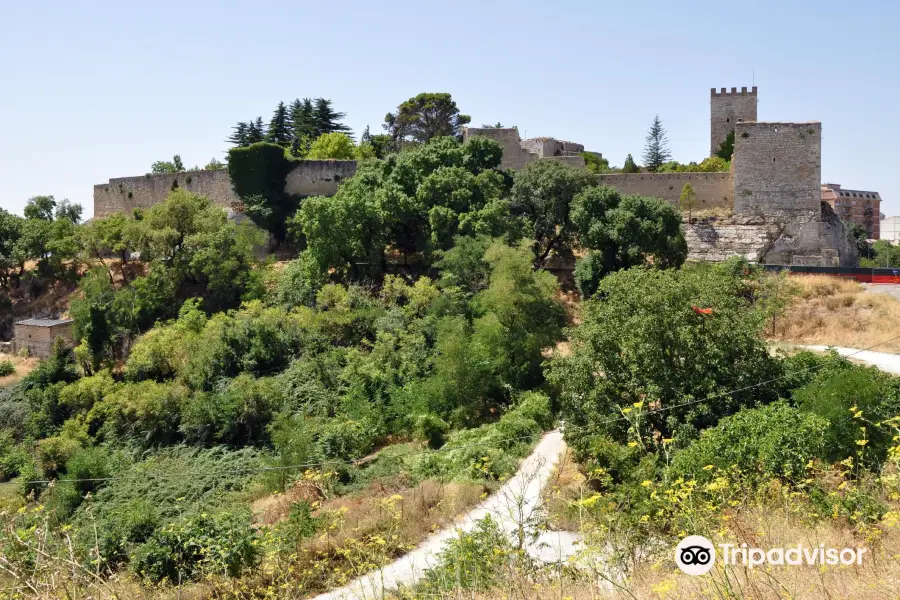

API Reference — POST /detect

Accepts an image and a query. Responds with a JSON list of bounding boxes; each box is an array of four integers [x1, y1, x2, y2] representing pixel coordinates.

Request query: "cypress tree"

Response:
[[622, 154, 639, 173], [266, 101, 291, 146]]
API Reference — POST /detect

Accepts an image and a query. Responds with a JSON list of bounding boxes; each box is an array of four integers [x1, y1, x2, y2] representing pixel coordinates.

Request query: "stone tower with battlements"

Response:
[[710, 86, 758, 156]]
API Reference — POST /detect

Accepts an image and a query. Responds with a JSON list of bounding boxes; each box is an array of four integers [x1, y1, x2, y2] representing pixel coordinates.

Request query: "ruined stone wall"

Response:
[[463, 127, 539, 170], [94, 169, 237, 218], [520, 138, 585, 157], [94, 161, 359, 218], [596, 172, 733, 210], [710, 87, 757, 155], [733, 122, 821, 219], [284, 160, 358, 197]]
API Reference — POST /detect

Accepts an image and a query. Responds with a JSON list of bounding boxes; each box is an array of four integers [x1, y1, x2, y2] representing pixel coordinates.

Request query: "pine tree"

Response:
[[247, 117, 265, 144], [227, 122, 250, 147], [622, 154, 639, 173], [312, 98, 352, 139], [642, 115, 671, 172], [288, 98, 315, 156], [266, 101, 291, 146]]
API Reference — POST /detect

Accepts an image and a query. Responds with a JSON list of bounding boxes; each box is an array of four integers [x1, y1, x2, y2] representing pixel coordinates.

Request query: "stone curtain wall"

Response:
[[463, 128, 541, 170], [94, 161, 359, 218], [710, 87, 757, 156], [94, 169, 238, 218], [284, 160, 359, 197], [597, 172, 733, 211], [733, 122, 821, 219]]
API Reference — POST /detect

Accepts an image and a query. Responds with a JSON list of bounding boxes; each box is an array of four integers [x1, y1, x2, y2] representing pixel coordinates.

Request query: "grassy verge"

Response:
[[772, 274, 900, 353]]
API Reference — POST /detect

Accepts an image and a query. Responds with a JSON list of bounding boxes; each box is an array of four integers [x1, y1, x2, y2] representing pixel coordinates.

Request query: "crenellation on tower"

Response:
[[710, 85, 758, 155]]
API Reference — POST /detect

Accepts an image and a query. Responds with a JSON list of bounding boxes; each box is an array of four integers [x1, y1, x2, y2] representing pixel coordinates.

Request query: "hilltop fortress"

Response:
[[93, 86, 856, 267]]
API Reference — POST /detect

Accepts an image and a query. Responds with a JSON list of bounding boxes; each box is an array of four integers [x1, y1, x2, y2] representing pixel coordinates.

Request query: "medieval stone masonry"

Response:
[[710, 86, 758, 156], [92, 85, 857, 266]]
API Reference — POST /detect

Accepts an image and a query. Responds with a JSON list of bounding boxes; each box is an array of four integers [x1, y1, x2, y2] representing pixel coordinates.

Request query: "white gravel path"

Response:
[[311, 345, 900, 599], [801, 345, 900, 375], [312, 430, 567, 600]]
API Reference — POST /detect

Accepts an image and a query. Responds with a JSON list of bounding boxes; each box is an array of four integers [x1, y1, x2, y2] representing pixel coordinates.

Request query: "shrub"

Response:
[[671, 402, 828, 483], [87, 381, 188, 446], [58, 370, 116, 413], [36, 435, 83, 478], [275, 251, 327, 309], [131, 510, 259, 583], [0, 360, 15, 377], [65, 446, 119, 494], [307, 132, 356, 160], [794, 364, 900, 466], [180, 375, 282, 446], [71, 446, 264, 568], [420, 516, 510, 594], [513, 391, 553, 430], [415, 413, 450, 449], [0, 383, 29, 434], [0, 430, 29, 481], [315, 418, 376, 462]]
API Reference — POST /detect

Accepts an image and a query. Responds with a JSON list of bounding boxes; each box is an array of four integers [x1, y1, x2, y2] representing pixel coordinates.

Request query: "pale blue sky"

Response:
[[1, 0, 898, 218]]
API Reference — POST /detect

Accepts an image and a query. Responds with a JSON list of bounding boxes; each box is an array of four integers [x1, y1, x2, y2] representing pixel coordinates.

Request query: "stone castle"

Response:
[[92, 85, 856, 266]]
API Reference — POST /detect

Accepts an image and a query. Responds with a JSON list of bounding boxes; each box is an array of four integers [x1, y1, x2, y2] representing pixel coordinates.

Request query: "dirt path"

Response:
[[801, 345, 900, 375], [312, 430, 567, 600]]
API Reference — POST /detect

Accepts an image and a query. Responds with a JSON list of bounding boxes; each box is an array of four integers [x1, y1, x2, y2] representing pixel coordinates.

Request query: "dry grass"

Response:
[[772, 275, 900, 353], [0, 354, 39, 388], [406, 506, 900, 600]]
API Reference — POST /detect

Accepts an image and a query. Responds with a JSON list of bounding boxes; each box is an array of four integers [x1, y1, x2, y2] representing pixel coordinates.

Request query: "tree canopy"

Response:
[[384, 93, 471, 146]]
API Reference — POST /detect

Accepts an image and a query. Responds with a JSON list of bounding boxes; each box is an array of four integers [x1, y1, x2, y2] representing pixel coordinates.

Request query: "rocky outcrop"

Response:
[[684, 202, 858, 267]]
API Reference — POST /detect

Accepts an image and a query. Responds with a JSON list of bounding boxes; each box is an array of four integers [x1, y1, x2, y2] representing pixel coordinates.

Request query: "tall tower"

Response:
[[710, 86, 758, 156]]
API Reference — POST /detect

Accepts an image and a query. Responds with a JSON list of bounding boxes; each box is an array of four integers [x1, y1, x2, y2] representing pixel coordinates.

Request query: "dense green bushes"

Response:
[[671, 402, 828, 482], [550, 264, 782, 463]]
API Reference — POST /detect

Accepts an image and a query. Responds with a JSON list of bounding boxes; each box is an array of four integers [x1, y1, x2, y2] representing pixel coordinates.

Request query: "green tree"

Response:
[[227, 122, 249, 147], [247, 118, 265, 144], [306, 133, 356, 159], [77, 212, 132, 283], [622, 153, 639, 173], [844, 220, 870, 258], [548, 265, 783, 463], [642, 115, 671, 172], [312, 98, 352, 139], [384, 93, 471, 145], [361, 125, 394, 159], [715, 129, 735, 161], [55, 199, 82, 224], [151, 155, 185, 174], [24, 195, 56, 220], [288, 98, 315, 156], [0, 208, 24, 285], [679, 183, 696, 222], [266, 101, 291, 146], [570, 186, 687, 297], [510, 160, 595, 263], [581, 152, 613, 174], [204, 157, 225, 170], [292, 135, 516, 277]]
